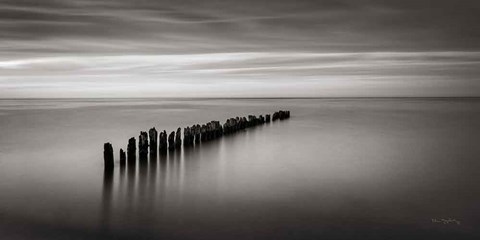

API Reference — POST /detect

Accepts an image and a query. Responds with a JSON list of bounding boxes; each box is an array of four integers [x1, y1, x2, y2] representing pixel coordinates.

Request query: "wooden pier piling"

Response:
[[184, 126, 194, 147], [104, 142, 114, 169], [175, 128, 182, 149], [119, 148, 126, 167], [200, 124, 207, 142], [168, 131, 175, 151], [103, 110, 290, 166], [272, 112, 279, 121], [127, 137, 136, 165], [139, 131, 149, 160], [159, 130, 167, 152], [149, 128, 158, 154], [194, 124, 201, 143]]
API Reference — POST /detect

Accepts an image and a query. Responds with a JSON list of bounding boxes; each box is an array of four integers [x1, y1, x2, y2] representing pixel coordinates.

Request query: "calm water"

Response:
[[0, 98, 479, 239]]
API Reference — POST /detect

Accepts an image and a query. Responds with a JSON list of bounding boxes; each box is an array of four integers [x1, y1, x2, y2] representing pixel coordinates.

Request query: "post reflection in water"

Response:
[[148, 152, 157, 210], [158, 152, 168, 213], [101, 167, 114, 230], [99, 128, 257, 233], [127, 155, 136, 213], [119, 161, 125, 198], [138, 157, 148, 208], [1, 100, 477, 239]]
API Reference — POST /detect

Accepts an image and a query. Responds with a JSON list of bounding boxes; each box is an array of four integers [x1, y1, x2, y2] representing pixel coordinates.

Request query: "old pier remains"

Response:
[[104, 110, 290, 168]]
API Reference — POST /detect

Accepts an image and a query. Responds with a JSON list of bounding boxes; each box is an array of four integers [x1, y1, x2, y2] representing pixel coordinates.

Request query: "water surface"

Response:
[[0, 98, 479, 239]]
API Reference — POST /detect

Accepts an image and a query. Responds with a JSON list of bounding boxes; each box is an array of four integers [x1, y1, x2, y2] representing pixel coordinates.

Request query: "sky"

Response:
[[1, 0, 480, 98]]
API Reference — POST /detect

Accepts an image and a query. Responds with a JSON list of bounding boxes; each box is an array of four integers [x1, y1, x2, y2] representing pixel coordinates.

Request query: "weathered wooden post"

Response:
[[223, 120, 228, 135], [104, 143, 114, 170], [223, 121, 229, 135], [240, 117, 247, 130], [194, 124, 201, 143], [217, 122, 223, 138], [183, 127, 189, 147], [209, 122, 215, 139], [127, 137, 136, 165], [175, 128, 182, 149], [189, 126, 193, 145], [205, 122, 211, 140], [194, 125, 198, 144], [190, 125, 194, 143], [212, 121, 219, 138], [279, 110, 286, 120], [259, 115, 265, 124], [184, 127, 194, 147], [210, 122, 216, 139], [200, 124, 207, 142], [168, 131, 175, 151], [159, 130, 167, 152], [266, 114, 271, 123], [120, 148, 126, 167], [230, 118, 235, 131], [272, 111, 279, 121], [230, 118, 236, 132], [139, 131, 149, 160], [149, 127, 158, 155], [191, 126, 195, 144], [230, 118, 235, 133], [229, 117, 236, 131]]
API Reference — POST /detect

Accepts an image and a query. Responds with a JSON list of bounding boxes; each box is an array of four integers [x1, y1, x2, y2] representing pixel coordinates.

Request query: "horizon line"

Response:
[[1, 96, 480, 100]]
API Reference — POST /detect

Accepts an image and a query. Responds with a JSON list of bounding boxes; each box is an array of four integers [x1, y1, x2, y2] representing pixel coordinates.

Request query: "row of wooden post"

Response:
[[103, 110, 290, 169]]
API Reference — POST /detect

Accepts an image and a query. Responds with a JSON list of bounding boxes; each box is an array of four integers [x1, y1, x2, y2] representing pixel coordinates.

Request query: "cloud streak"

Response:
[[0, 0, 480, 97], [2, 0, 480, 53], [2, 51, 479, 75], [1, 51, 479, 97]]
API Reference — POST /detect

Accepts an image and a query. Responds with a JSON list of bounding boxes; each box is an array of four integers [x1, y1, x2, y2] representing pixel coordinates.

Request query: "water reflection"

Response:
[[148, 152, 157, 209], [138, 157, 148, 206], [100, 130, 240, 223], [101, 168, 114, 230], [158, 152, 168, 213], [127, 154, 136, 212], [2, 98, 477, 239]]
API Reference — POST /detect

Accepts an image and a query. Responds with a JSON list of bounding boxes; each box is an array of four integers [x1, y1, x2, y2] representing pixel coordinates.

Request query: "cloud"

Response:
[[1, 0, 480, 54], [1, 51, 479, 76], [1, 0, 480, 97], [1, 51, 479, 97]]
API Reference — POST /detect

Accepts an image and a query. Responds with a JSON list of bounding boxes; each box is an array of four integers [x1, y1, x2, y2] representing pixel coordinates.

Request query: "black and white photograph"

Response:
[[0, 0, 479, 239]]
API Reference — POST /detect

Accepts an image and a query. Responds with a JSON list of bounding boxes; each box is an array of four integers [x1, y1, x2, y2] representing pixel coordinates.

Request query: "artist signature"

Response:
[[431, 218, 461, 225]]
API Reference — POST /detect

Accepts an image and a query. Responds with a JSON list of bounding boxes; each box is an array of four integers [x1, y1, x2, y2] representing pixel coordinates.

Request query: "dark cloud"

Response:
[[1, 0, 480, 97], [1, 0, 479, 54]]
